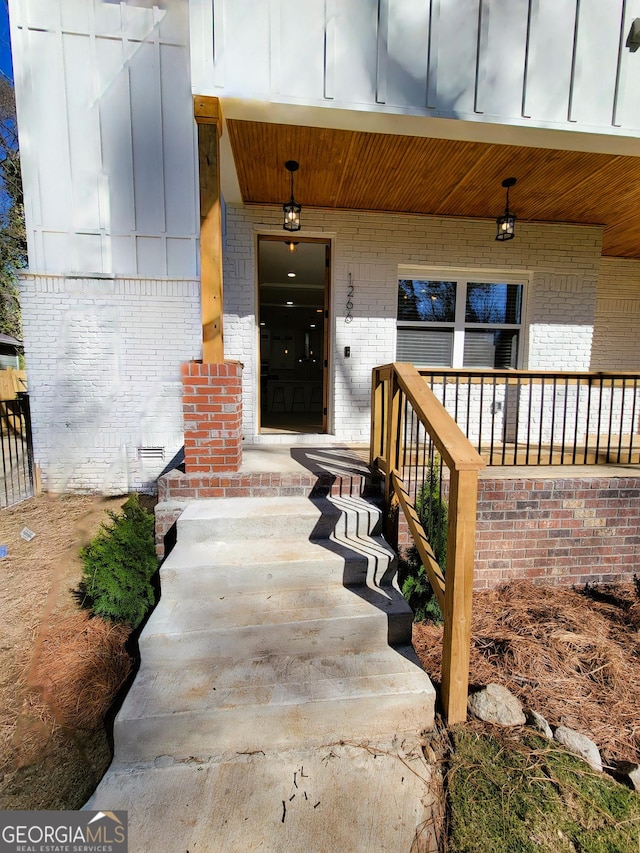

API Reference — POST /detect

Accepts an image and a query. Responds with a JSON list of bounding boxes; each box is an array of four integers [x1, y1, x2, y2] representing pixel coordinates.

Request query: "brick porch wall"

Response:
[[399, 475, 640, 590], [181, 361, 243, 473]]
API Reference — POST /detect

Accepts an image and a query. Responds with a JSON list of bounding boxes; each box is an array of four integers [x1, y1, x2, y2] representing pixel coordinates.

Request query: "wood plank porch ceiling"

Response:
[[227, 120, 640, 260]]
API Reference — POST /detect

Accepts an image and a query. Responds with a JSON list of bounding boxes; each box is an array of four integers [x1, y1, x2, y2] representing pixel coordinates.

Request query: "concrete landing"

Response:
[[88, 739, 439, 852], [87, 492, 436, 850]]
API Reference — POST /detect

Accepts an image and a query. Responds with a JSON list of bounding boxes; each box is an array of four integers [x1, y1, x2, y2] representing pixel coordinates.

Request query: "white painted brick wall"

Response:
[[20, 274, 201, 493], [591, 258, 640, 370], [21, 208, 605, 493], [223, 205, 603, 442]]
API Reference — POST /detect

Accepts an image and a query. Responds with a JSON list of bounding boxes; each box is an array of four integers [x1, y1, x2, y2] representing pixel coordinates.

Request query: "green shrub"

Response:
[[78, 494, 157, 629], [401, 456, 448, 624], [415, 457, 448, 572], [401, 564, 443, 623]]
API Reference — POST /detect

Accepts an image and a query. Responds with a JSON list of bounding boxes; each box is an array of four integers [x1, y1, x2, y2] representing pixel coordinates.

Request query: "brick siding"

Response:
[[474, 476, 640, 589], [591, 258, 640, 371], [23, 209, 640, 493], [399, 475, 640, 589], [181, 361, 243, 473], [20, 274, 200, 493]]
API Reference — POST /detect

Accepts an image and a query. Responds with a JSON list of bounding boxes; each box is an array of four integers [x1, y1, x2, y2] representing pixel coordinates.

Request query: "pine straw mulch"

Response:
[[0, 493, 136, 808], [413, 580, 640, 766], [31, 611, 132, 730], [7, 612, 132, 787]]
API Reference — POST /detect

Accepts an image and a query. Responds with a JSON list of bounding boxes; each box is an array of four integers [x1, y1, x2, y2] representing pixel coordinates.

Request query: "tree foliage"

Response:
[[401, 456, 448, 623], [0, 70, 26, 339], [79, 494, 158, 629]]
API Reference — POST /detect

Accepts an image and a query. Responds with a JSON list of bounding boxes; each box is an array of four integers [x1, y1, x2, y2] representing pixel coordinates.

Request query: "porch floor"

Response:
[[237, 440, 638, 480], [240, 442, 370, 475]]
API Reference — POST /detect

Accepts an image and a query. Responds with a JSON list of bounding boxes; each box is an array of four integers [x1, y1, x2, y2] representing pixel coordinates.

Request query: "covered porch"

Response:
[[182, 100, 640, 594], [188, 85, 640, 470], [181, 118, 640, 599], [179, 87, 640, 727]]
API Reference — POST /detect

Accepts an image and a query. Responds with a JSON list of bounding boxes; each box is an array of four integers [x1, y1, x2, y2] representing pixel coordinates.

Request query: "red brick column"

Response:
[[181, 361, 243, 473]]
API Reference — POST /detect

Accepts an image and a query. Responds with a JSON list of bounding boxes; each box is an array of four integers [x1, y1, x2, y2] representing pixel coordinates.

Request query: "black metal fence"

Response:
[[420, 369, 640, 465], [1, 393, 35, 507]]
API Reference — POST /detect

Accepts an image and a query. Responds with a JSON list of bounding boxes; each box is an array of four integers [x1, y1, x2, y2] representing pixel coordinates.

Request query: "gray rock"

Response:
[[608, 760, 640, 791], [527, 709, 553, 740], [628, 765, 640, 792], [554, 726, 602, 773], [467, 683, 526, 726]]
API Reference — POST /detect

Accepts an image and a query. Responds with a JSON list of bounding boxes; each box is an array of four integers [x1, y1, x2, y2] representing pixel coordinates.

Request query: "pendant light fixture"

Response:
[[495, 177, 517, 241], [283, 160, 301, 232]]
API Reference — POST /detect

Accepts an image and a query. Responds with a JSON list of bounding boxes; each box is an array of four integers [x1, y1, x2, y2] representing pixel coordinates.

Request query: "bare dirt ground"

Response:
[[0, 493, 128, 809]]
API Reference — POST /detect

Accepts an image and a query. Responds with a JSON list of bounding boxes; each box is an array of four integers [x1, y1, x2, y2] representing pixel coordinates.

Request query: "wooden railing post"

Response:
[[385, 371, 403, 496], [383, 370, 403, 548], [369, 362, 484, 725], [440, 467, 480, 724], [370, 369, 384, 466]]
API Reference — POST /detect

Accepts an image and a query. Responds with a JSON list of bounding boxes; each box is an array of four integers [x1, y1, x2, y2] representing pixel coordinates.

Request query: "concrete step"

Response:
[[120, 646, 427, 718], [113, 647, 434, 764], [108, 490, 435, 793], [139, 585, 413, 661], [176, 495, 383, 545], [159, 534, 397, 597]]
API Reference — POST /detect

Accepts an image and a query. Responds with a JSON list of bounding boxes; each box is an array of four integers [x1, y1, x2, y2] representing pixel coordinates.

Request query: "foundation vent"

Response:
[[137, 447, 165, 462]]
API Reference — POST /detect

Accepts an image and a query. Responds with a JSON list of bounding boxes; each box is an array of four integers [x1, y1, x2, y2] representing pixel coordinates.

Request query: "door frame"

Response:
[[255, 233, 333, 435]]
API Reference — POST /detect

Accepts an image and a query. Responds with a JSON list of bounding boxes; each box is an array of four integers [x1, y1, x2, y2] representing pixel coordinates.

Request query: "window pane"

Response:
[[465, 283, 522, 324], [463, 330, 519, 368], [397, 327, 453, 366], [398, 280, 456, 322]]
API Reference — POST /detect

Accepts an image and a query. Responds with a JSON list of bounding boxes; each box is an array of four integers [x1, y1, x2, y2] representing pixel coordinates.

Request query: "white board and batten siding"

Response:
[[10, 0, 198, 278], [191, 0, 640, 142], [9, 0, 201, 492]]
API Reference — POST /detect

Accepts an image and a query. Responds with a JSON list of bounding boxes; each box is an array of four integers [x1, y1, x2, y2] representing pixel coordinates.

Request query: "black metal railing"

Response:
[[420, 369, 640, 466], [1, 393, 35, 507]]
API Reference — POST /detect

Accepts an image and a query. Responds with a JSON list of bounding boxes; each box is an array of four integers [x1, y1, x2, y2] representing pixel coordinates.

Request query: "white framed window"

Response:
[[396, 272, 525, 369]]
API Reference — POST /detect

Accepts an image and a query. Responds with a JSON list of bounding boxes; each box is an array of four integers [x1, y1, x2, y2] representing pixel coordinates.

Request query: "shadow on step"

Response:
[[290, 446, 378, 497], [289, 445, 371, 477], [305, 490, 415, 651]]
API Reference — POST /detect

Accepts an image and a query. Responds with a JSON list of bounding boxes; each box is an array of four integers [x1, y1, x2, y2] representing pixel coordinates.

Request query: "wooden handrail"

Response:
[[371, 362, 485, 724]]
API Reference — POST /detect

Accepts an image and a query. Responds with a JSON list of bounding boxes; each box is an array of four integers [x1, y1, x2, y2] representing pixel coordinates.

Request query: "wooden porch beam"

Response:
[[194, 95, 224, 363]]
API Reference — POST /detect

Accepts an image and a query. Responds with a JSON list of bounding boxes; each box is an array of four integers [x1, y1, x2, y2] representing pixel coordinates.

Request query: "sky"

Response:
[[0, 3, 13, 80]]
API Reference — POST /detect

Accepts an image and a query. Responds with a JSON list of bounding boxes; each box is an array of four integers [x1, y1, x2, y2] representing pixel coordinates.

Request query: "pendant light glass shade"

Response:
[[283, 160, 301, 232], [495, 177, 517, 242]]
